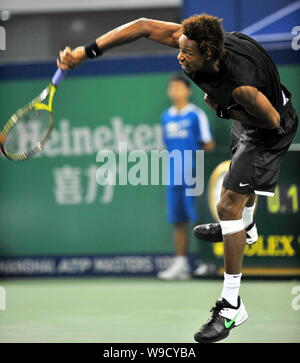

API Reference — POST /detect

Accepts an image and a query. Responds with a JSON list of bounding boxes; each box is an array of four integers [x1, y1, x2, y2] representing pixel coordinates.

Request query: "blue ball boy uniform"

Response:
[[161, 103, 212, 223]]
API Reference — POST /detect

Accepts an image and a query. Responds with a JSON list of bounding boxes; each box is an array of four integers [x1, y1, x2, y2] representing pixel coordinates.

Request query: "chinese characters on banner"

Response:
[[53, 165, 115, 205]]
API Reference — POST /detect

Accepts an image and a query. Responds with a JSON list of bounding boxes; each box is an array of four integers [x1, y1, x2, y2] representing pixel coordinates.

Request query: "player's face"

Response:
[[177, 34, 207, 73], [168, 81, 191, 103]]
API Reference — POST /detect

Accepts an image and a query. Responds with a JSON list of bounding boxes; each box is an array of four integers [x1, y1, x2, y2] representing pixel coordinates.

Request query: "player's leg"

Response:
[[194, 99, 298, 342], [157, 188, 190, 280], [243, 193, 256, 225], [194, 188, 249, 343], [218, 189, 249, 274], [241, 193, 258, 244], [193, 186, 258, 245], [223, 187, 257, 244], [193, 120, 257, 245]]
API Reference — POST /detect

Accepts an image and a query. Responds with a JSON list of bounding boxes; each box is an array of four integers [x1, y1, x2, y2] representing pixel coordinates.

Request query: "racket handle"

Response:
[[51, 68, 68, 86]]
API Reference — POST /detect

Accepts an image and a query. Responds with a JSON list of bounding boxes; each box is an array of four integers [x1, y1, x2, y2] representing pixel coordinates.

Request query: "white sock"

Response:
[[242, 205, 255, 228], [220, 272, 242, 307]]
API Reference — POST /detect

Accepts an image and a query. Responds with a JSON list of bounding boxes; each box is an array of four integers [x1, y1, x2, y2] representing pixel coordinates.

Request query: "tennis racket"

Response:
[[0, 68, 67, 161]]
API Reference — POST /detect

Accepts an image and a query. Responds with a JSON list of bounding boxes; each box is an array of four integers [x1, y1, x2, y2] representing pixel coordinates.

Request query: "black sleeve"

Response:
[[228, 54, 266, 90]]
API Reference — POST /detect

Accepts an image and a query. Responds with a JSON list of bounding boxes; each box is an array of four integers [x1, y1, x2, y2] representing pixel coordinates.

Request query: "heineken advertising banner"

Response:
[[0, 57, 299, 277]]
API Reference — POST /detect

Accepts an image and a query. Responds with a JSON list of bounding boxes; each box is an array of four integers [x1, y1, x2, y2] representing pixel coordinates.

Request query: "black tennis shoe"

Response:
[[194, 296, 248, 343], [193, 222, 258, 245], [193, 223, 222, 242]]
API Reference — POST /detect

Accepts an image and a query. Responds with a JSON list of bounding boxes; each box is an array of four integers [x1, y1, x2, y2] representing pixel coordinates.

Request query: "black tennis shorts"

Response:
[[223, 100, 298, 196]]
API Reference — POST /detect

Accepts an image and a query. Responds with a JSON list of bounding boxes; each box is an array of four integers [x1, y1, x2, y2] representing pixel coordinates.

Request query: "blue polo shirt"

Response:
[[161, 103, 212, 188]]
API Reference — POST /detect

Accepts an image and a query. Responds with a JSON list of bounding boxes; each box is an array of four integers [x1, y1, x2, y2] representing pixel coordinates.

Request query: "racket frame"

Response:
[[0, 83, 57, 161]]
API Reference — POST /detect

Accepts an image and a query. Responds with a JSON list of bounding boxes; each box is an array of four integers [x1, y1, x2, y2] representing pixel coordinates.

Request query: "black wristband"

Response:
[[85, 41, 103, 58], [216, 105, 230, 119]]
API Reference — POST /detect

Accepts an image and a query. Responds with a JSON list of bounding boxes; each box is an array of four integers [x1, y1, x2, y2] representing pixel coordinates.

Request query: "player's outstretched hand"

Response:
[[57, 46, 87, 70]]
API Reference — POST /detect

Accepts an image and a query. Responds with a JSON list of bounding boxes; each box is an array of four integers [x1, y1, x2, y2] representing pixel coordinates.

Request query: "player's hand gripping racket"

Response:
[[0, 68, 67, 161]]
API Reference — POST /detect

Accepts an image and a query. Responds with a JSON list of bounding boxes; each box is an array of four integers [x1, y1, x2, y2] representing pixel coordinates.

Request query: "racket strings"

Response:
[[3, 107, 53, 159]]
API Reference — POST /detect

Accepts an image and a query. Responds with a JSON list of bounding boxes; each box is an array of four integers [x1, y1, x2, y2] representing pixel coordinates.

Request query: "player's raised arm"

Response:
[[57, 18, 182, 70], [230, 86, 281, 129]]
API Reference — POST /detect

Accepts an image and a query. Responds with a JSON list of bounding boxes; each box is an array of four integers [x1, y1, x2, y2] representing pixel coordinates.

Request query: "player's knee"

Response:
[[217, 201, 232, 220], [217, 193, 243, 220], [217, 194, 245, 236], [217, 200, 239, 220]]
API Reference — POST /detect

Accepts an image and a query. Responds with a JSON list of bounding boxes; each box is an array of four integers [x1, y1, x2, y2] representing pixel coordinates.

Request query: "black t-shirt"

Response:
[[185, 32, 289, 113]]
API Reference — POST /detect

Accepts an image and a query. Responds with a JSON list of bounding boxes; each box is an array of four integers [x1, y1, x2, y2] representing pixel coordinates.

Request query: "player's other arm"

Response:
[[230, 86, 281, 129], [58, 18, 182, 70]]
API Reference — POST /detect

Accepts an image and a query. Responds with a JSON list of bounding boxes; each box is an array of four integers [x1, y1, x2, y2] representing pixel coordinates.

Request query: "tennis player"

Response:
[[58, 14, 298, 343]]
